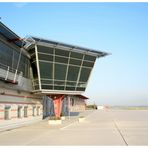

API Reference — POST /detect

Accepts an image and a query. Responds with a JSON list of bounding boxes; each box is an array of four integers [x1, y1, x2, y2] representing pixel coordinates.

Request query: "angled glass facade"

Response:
[[29, 44, 96, 93], [25, 36, 108, 94]]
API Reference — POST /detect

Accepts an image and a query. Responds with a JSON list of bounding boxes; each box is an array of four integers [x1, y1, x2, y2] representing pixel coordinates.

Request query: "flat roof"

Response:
[[26, 36, 109, 58]]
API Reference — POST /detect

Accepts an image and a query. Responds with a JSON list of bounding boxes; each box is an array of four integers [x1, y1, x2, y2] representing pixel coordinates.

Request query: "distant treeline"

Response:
[[110, 106, 148, 110], [86, 104, 97, 110]]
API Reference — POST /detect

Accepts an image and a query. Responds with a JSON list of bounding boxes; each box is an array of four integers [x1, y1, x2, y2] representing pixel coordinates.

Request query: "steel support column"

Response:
[[49, 94, 64, 118]]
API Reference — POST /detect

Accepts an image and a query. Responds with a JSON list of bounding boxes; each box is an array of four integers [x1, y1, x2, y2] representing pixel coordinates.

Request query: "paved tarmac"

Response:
[[0, 109, 148, 146]]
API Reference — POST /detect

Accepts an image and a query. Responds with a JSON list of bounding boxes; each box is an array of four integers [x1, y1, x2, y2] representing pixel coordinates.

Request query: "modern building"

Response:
[[0, 21, 108, 130]]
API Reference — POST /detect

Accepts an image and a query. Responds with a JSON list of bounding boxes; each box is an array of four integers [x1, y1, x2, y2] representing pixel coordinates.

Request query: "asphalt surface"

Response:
[[0, 109, 148, 146]]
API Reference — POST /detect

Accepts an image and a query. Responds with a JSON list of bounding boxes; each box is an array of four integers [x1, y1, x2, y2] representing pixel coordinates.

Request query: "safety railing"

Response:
[[0, 62, 22, 84]]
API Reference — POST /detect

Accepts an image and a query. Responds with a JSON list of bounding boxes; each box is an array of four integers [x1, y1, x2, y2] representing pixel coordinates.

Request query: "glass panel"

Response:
[[19, 55, 26, 76], [19, 55, 30, 78], [67, 66, 80, 81], [0, 41, 13, 67], [55, 64, 67, 80], [0, 41, 30, 78], [37, 45, 53, 54], [65, 86, 75, 90], [39, 61, 53, 79], [69, 58, 82, 66], [41, 79, 53, 84], [12, 50, 19, 69], [41, 85, 53, 89], [76, 87, 85, 91], [55, 48, 69, 57], [71, 52, 83, 59], [77, 82, 86, 87], [54, 80, 65, 86], [84, 55, 96, 61], [82, 61, 94, 67], [54, 86, 64, 90], [55, 56, 68, 64], [38, 53, 53, 61], [66, 81, 77, 86], [79, 67, 91, 82]]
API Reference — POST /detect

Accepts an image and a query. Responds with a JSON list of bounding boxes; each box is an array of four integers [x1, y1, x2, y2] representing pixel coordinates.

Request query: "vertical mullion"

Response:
[[64, 50, 71, 90], [35, 45, 41, 90], [12, 50, 14, 69], [75, 54, 85, 90], [53, 47, 55, 90]]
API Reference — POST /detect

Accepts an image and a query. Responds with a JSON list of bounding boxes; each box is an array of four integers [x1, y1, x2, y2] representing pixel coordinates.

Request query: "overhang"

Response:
[[75, 95, 89, 100], [25, 36, 109, 58]]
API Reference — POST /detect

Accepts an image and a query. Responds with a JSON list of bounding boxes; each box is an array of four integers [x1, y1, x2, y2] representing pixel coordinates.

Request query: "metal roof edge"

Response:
[[0, 21, 20, 38], [0, 21, 25, 47], [26, 35, 110, 58]]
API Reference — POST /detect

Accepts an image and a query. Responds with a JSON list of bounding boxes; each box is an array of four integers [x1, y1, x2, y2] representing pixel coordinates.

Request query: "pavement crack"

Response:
[[113, 120, 128, 146]]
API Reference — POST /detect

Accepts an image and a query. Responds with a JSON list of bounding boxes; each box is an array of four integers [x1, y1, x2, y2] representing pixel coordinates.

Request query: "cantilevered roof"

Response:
[[25, 36, 109, 58], [75, 95, 89, 100], [0, 21, 25, 47]]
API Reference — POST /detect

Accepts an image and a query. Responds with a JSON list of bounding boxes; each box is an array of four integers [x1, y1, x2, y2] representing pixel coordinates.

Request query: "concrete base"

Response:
[[61, 116, 66, 120], [78, 117, 85, 122], [48, 120, 62, 125]]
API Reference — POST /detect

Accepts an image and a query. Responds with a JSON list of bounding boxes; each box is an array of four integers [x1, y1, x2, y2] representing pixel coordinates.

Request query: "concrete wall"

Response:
[[0, 86, 43, 131], [70, 97, 86, 112]]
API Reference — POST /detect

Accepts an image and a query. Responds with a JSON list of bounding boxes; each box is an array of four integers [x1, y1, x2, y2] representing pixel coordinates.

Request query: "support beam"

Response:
[[49, 95, 64, 118]]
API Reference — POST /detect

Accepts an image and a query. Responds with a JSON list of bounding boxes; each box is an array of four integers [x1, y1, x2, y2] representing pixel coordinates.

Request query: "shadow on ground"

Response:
[[70, 112, 79, 116]]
